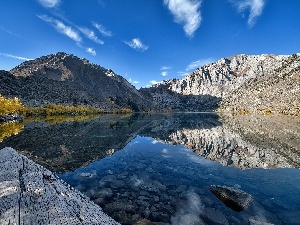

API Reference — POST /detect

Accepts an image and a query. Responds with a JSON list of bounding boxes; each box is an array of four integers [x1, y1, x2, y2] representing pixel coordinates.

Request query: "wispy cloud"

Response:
[[38, 0, 60, 8], [78, 27, 104, 45], [177, 71, 189, 77], [93, 22, 113, 37], [124, 38, 149, 52], [164, 0, 202, 37], [86, 47, 96, 56], [231, 0, 265, 27], [150, 80, 160, 85], [38, 15, 82, 44], [0, 26, 19, 37], [186, 58, 214, 71], [129, 78, 139, 84], [161, 71, 168, 77], [0, 53, 33, 61], [160, 66, 172, 70], [160, 65, 172, 77]]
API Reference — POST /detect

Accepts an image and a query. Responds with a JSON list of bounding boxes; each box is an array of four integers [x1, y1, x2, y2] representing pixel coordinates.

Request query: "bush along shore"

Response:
[[0, 94, 133, 123]]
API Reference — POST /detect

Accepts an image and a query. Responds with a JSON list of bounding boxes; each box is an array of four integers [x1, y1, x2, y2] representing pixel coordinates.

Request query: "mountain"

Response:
[[219, 54, 300, 114], [141, 53, 300, 114], [1, 52, 152, 111], [1, 52, 299, 113]]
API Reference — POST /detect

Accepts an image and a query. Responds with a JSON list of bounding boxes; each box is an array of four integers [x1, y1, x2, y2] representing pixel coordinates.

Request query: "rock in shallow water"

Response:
[[210, 185, 253, 212], [0, 147, 120, 225]]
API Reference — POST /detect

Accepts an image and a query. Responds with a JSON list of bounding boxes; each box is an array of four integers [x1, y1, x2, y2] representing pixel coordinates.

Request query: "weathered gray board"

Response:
[[0, 147, 120, 225]]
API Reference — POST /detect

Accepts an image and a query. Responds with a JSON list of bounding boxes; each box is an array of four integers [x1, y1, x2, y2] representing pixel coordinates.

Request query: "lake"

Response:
[[1, 113, 300, 225]]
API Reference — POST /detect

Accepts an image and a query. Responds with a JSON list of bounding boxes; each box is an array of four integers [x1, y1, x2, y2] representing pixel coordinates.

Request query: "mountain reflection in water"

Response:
[[1, 113, 300, 224]]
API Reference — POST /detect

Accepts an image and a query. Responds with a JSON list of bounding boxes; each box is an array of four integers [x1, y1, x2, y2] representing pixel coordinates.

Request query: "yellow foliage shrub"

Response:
[[24, 104, 133, 117], [0, 95, 24, 116]]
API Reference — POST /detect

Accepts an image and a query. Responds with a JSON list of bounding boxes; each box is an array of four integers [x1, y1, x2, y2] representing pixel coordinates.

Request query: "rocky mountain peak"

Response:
[[2, 52, 153, 110], [141, 53, 299, 112], [10, 52, 106, 81]]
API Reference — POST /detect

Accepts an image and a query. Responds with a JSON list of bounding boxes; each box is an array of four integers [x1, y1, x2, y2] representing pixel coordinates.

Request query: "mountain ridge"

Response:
[[2, 52, 153, 111], [1, 52, 299, 114], [141, 53, 300, 113]]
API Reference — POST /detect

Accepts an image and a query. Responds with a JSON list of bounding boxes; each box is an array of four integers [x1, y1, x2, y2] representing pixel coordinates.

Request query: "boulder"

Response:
[[210, 185, 253, 212], [0, 147, 120, 225]]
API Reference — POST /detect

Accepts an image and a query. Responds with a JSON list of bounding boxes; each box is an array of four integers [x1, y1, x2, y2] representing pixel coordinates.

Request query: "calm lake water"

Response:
[[1, 113, 300, 225]]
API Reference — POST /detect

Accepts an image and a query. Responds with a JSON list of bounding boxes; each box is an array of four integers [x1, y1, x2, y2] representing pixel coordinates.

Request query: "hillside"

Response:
[[219, 54, 300, 114], [1, 52, 152, 111], [141, 53, 300, 113]]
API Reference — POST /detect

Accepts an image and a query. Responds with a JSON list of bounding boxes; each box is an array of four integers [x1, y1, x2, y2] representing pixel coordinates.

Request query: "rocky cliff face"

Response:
[[2, 52, 152, 111], [141, 53, 300, 112], [219, 54, 300, 114]]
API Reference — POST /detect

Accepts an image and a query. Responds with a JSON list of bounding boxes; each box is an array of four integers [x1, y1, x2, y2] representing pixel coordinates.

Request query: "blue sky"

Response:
[[0, 0, 299, 88]]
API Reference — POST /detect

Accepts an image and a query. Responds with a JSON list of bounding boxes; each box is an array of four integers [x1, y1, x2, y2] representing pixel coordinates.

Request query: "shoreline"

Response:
[[0, 147, 120, 225]]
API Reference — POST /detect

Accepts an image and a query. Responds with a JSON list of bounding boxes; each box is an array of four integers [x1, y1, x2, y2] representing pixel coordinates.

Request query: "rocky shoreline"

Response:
[[0, 147, 120, 225]]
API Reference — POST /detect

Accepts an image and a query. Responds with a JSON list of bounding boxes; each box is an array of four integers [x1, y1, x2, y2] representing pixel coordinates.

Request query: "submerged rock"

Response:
[[210, 185, 253, 212]]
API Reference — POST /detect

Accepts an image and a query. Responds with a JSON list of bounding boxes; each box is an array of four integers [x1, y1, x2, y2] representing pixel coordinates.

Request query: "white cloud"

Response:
[[161, 71, 168, 76], [38, 0, 60, 8], [0, 53, 33, 61], [160, 66, 172, 70], [232, 0, 265, 27], [161, 66, 172, 77], [129, 78, 139, 84], [93, 22, 113, 37], [186, 58, 214, 71], [164, 0, 202, 37], [150, 80, 160, 85], [86, 47, 96, 56], [38, 15, 82, 43], [78, 27, 104, 45], [124, 38, 149, 52], [177, 71, 189, 77]]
